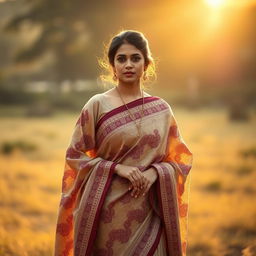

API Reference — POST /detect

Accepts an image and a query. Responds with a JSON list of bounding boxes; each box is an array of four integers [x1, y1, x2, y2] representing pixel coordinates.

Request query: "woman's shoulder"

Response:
[[84, 92, 108, 104], [153, 96, 175, 114], [81, 91, 118, 112], [83, 89, 118, 104], [151, 95, 170, 105]]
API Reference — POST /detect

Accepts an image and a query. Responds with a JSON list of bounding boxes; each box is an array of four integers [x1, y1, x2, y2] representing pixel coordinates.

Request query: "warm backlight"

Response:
[[206, 0, 225, 7]]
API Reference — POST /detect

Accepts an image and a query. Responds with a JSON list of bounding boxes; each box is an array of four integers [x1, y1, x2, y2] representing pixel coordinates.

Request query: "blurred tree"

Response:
[[3, 0, 124, 90], [1, 0, 255, 111]]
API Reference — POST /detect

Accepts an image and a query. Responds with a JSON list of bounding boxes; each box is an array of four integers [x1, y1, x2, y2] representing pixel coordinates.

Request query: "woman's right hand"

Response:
[[115, 164, 146, 196]]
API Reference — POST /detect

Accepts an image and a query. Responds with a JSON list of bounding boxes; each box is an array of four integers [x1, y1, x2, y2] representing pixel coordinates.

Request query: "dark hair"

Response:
[[108, 30, 153, 68], [98, 29, 156, 87]]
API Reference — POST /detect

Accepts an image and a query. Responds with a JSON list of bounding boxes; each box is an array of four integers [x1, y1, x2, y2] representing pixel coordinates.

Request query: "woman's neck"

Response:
[[116, 81, 142, 98]]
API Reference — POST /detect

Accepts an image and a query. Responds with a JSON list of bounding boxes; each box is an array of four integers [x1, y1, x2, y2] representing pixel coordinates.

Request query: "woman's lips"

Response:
[[124, 72, 135, 76]]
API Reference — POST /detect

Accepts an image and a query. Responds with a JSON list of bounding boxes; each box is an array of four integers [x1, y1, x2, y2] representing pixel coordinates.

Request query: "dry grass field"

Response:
[[0, 106, 255, 256]]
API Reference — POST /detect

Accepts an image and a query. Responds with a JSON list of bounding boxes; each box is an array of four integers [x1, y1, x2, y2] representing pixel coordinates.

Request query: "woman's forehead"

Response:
[[116, 43, 142, 55]]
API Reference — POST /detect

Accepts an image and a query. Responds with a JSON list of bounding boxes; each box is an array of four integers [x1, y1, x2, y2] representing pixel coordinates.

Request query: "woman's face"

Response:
[[113, 43, 146, 84]]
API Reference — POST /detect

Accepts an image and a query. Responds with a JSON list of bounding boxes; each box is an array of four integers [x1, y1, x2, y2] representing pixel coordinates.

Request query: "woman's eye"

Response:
[[117, 57, 126, 62], [132, 56, 141, 62], [116, 56, 141, 63]]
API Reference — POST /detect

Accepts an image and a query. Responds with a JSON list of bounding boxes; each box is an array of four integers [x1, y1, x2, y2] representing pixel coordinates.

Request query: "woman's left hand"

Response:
[[129, 167, 158, 198]]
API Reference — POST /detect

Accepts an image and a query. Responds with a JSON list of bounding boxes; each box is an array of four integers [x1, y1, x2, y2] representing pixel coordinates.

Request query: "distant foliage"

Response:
[[0, 87, 35, 105], [204, 181, 222, 192], [1, 140, 37, 155], [228, 104, 250, 121], [227, 95, 251, 122], [236, 165, 254, 176], [239, 147, 256, 159]]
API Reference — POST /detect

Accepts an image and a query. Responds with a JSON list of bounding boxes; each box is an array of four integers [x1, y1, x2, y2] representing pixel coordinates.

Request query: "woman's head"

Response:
[[98, 30, 156, 87], [108, 30, 152, 69]]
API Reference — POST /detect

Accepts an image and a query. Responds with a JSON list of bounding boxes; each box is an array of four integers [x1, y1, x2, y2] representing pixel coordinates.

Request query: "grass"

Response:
[[0, 106, 255, 255], [203, 181, 222, 192]]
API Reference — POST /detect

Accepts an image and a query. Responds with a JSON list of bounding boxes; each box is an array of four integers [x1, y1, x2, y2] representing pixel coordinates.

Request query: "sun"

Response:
[[206, 0, 225, 8]]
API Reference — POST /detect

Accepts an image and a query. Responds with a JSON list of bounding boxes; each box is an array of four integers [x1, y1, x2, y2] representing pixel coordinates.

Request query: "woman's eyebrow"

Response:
[[116, 53, 141, 57]]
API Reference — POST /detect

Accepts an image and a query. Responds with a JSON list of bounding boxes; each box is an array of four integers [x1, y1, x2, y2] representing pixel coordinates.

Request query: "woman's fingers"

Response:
[[142, 179, 151, 196], [127, 168, 152, 198], [127, 168, 158, 198], [142, 175, 147, 189], [128, 175, 138, 191], [139, 176, 150, 196], [131, 180, 150, 198], [128, 168, 144, 189], [130, 172, 140, 189], [133, 170, 145, 189], [135, 176, 147, 197], [131, 187, 140, 198]]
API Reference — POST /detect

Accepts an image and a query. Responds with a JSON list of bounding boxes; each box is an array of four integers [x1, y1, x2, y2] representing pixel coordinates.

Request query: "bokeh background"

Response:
[[0, 0, 256, 255]]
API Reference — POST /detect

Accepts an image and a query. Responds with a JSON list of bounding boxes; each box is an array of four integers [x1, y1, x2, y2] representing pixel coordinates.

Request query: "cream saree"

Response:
[[54, 93, 193, 256]]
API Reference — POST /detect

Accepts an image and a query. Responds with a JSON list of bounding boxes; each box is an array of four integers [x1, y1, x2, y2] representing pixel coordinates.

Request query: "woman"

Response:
[[54, 30, 193, 256]]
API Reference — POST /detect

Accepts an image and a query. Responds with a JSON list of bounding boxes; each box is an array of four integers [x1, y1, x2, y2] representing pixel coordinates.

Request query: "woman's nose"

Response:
[[125, 58, 133, 67]]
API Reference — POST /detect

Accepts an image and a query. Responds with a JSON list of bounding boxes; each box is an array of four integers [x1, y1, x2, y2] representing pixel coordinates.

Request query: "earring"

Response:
[[143, 72, 147, 81], [113, 73, 117, 81]]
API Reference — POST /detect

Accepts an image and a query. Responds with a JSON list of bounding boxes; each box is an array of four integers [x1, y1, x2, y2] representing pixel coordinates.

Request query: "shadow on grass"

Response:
[[203, 181, 222, 192], [219, 224, 256, 256], [187, 243, 214, 256], [236, 165, 254, 176]]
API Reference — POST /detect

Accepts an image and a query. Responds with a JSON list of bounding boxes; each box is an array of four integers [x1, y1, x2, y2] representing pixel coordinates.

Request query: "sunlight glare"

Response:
[[206, 0, 225, 8]]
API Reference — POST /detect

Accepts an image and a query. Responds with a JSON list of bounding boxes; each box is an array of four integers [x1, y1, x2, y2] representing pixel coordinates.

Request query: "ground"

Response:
[[0, 107, 255, 256]]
